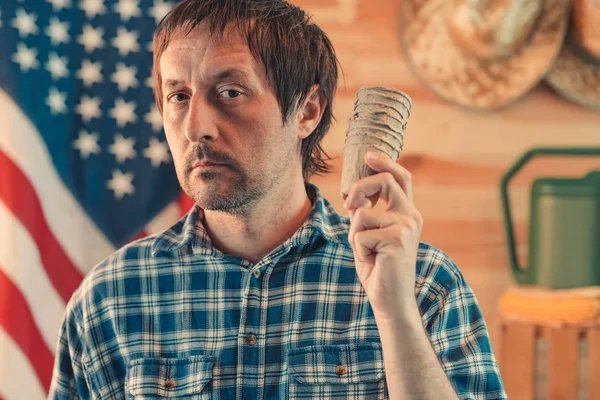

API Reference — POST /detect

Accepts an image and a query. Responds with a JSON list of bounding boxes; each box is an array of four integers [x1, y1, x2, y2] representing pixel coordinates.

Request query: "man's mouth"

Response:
[[192, 160, 228, 169]]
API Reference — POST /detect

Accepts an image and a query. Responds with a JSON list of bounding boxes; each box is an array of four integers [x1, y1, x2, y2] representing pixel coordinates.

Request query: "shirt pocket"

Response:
[[125, 355, 215, 399], [286, 342, 388, 399]]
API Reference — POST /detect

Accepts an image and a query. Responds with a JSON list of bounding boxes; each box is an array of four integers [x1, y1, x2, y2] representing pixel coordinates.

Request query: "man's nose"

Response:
[[184, 97, 219, 142]]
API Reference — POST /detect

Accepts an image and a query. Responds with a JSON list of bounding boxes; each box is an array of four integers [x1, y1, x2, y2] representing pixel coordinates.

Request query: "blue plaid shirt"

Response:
[[49, 183, 507, 399]]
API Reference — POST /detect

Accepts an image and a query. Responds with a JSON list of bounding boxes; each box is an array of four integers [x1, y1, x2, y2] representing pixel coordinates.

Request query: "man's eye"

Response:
[[168, 93, 189, 103], [219, 90, 242, 99]]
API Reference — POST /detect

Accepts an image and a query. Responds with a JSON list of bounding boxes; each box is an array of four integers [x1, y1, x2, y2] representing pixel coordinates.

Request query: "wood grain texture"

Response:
[[500, 322, 537, 400], [547, 328, 580, 400], [589, 327, 600, 400], [295, 0, 600, 353]]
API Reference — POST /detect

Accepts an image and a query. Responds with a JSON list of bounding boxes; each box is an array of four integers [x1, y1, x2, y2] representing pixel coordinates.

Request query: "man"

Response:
[[49, 0, 507, 399]]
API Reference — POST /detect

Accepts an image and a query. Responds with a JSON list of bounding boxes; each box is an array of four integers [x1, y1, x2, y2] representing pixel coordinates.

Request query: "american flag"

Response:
[[0, 0, 194, 397]]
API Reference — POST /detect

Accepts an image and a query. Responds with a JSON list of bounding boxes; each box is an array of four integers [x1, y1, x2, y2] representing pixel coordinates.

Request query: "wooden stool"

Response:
[[499, 320, 600, 400]]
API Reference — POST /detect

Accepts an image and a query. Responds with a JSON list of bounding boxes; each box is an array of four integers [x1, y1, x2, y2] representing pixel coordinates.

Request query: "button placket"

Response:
[[245, 333, 257, 345], [237, 270, 265, 399]]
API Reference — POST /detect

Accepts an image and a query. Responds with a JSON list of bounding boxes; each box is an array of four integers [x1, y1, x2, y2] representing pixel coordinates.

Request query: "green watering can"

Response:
[[500, 147, 600, 289]]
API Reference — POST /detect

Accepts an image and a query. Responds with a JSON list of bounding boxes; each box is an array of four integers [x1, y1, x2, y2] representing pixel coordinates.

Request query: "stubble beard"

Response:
[[176, 134, 295, 215], [184, 167, 263, 215], [177, 145, 294, 216]]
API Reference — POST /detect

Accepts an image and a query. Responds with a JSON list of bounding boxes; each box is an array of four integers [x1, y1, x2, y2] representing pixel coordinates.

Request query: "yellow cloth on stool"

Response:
[[499, 286, 600, 326]]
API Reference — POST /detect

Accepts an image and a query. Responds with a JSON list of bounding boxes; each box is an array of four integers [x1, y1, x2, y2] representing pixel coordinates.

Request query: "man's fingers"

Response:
[[344, 152, 414, 212], [348, 207, 424, 257], [365, 151, 414, 203], [348, 207, 394, 247], [352, 227, 397, 265], [344, 172, 398, 210], [344, 172, 411, 213]]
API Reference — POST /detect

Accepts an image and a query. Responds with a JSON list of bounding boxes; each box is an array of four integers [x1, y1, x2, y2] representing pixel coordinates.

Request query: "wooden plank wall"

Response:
[[295, 0, 600, 352]]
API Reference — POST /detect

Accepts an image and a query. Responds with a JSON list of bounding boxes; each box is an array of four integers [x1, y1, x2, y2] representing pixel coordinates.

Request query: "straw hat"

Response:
[[545, 0, 600, 110], [400, 0, 571, 110]]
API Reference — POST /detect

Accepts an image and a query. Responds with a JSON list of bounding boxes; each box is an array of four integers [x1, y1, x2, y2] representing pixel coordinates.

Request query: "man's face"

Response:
[[159, 23, 301, 213]]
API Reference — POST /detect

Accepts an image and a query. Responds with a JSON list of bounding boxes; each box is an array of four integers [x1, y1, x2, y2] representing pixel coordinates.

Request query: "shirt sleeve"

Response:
[[48, 301, 91, 400], [416, 246, 508, 400]]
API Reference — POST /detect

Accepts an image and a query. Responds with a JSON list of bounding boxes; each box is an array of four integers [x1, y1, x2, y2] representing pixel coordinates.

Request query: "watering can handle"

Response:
[[500, 147, 600, 285]]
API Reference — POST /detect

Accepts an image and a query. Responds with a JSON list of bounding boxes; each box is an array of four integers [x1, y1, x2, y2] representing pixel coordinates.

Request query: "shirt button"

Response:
[[164, 378, 176, 389], [252, 270, 261, 278], [245, 333, 257, 345], [335, 366, 347, 376]]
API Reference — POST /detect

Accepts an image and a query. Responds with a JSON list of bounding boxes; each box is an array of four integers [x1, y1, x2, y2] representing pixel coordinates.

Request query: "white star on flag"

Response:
[[144, 137, 171, 167], [106, 169, 135, 199], [12, 43, 39, 72], [109, 134, 136, 163], [79, 0, 107, 19], [78, 24, 105, 53], [76, 59, 103, 87], [112, 27, 140, 56], [148, 0, 173, 25], [72, 129, 101, 158], [0, 9, 3, 29], [12, 8, 39, 37], [113, 0, 141, 22], [111, 62, 138, 92], [46, 87, 68, 114], [109, 98, 137, 127], [46, 0, 72, 11], [45, 52, 69, 80], [145, 75, 154, 89], [45, 17, 71, 46], [144, 104, 163, 132], [76, 95, 102, 122]]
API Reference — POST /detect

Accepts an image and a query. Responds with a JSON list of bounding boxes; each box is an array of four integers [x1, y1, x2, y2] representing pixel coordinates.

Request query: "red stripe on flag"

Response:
[[0, 268, 54, 392], [129, 230, 148, 243], [0, 150, 84, 302], [179, 191, 194, 217]]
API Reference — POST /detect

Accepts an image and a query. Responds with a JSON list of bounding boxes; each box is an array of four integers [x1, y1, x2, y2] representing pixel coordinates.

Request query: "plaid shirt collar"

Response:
[[151, 183, 350, 258]]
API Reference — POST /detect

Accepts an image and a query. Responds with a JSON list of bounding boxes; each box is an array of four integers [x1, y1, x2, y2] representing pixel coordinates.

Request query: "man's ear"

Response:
[[296, 85, 327, 140]]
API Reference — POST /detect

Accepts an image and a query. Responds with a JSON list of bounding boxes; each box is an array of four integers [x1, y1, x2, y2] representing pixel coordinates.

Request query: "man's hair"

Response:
[[153, 0, 339, 180]]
